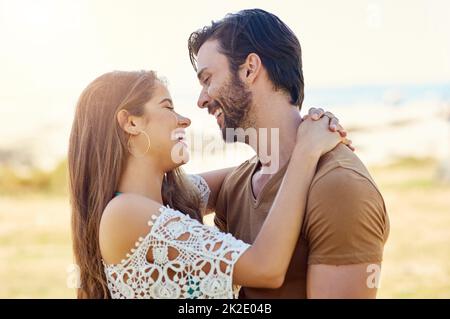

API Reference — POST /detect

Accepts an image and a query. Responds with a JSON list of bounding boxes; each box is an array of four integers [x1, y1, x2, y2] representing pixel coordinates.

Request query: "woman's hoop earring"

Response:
[[127, 130, 151, 158]]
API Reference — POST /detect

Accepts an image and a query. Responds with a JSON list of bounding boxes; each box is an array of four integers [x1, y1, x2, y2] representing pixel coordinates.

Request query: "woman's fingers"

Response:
[[341, 137, 355, 152], [324, 111, 348, 138], [324, 111, 345, 135], [328, 113, 339, 131], [308, 107, 325, 120], [306, 107, 350, 143], [336, 124, 347, 138]]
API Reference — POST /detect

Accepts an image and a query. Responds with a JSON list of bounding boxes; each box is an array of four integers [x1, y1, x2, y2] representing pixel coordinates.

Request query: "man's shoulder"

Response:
[[303, 147, 390, 264], [311, 144, 379, 192], [305, 144, 387, 225]]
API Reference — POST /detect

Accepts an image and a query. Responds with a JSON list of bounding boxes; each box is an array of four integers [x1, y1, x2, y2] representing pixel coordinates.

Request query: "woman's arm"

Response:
[[232, 117, 344, 288], [198, 167, 235, 215], [197, 107, 352, 216]]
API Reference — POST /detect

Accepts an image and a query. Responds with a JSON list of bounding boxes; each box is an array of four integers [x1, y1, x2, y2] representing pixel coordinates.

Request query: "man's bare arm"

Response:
[[307, 263, 381, 298]]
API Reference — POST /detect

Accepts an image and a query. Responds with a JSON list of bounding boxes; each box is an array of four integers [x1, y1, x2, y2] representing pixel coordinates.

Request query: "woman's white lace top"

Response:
[[187, 174, 210, 214], [103, 174, 250, 299]]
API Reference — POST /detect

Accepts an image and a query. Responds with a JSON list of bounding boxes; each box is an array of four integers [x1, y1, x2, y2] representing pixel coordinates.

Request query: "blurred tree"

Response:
[[0, 159, 68, 196]]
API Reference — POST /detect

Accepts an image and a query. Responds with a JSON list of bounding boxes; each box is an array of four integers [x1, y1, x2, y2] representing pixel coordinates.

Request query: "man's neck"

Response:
[[251, 92, 302, 174]]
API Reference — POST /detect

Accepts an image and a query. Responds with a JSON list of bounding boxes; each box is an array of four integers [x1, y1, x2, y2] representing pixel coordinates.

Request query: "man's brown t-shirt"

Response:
[[214, 144, 390, 298]]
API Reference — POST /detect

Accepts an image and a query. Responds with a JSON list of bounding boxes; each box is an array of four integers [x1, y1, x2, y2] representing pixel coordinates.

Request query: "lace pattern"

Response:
[[187, 174, 210, 213], [103, 176, 249, 299]]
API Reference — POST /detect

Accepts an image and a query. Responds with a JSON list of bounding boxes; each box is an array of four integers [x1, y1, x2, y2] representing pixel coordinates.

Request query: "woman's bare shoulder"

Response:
[[99, 194, 163, 265]]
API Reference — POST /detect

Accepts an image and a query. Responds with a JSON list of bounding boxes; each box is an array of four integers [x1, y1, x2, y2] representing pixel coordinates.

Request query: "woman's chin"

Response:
[[178, 153, 190, 165], [170, 142, 190, 166]]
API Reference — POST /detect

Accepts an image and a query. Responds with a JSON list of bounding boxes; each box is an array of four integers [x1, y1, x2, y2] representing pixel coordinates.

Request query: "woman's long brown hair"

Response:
[[68, 71, 201, 299]]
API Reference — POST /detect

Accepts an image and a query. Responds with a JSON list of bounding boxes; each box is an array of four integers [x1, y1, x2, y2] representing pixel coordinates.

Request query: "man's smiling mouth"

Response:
[[212, 107, 225, 128], [213, 108, 223, 119]]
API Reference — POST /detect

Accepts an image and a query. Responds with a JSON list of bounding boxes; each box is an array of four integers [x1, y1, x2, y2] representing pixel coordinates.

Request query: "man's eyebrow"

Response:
[[196, 67, 207, 81], [159, 98, 173, 106]]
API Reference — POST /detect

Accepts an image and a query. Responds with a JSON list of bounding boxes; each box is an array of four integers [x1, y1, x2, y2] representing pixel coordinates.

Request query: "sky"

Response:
[[0, 0, 449, 169]]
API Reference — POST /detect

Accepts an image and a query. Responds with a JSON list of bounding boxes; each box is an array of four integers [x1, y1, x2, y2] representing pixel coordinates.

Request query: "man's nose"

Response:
[[197, 90, 211, 109]]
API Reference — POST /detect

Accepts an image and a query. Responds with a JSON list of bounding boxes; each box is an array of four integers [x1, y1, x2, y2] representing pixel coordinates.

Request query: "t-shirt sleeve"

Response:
[[304, 167, 389, 265]]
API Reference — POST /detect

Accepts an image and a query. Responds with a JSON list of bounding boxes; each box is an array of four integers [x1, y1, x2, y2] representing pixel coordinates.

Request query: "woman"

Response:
[[68, 70, 351, 299]]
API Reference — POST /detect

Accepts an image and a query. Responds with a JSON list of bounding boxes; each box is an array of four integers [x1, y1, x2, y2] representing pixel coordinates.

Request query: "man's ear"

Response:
[[242, 53, 262, 84], [116, 109, 140, 135]]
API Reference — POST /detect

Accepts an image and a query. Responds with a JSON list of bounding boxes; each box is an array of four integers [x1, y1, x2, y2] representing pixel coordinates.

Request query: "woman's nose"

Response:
[[178, 114, 191, 128]]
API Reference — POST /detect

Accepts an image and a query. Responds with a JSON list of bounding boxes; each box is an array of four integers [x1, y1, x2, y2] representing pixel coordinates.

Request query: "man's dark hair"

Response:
[[188, 8, 304, 108]]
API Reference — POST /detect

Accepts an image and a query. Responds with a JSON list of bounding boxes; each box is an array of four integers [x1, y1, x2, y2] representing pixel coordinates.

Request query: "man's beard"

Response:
[[211, 73, 254, 143]]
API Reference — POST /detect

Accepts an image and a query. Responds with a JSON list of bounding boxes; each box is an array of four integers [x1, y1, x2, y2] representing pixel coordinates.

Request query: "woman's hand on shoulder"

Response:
[[297, 107, 354, 156]]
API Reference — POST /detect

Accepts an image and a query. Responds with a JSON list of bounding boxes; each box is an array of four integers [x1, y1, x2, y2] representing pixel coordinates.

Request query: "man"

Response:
[[188, 9, 389, 298]]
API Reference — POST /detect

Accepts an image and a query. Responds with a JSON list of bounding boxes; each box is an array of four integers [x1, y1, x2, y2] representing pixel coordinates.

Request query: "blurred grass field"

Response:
[[0, 157, 449, 298]]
